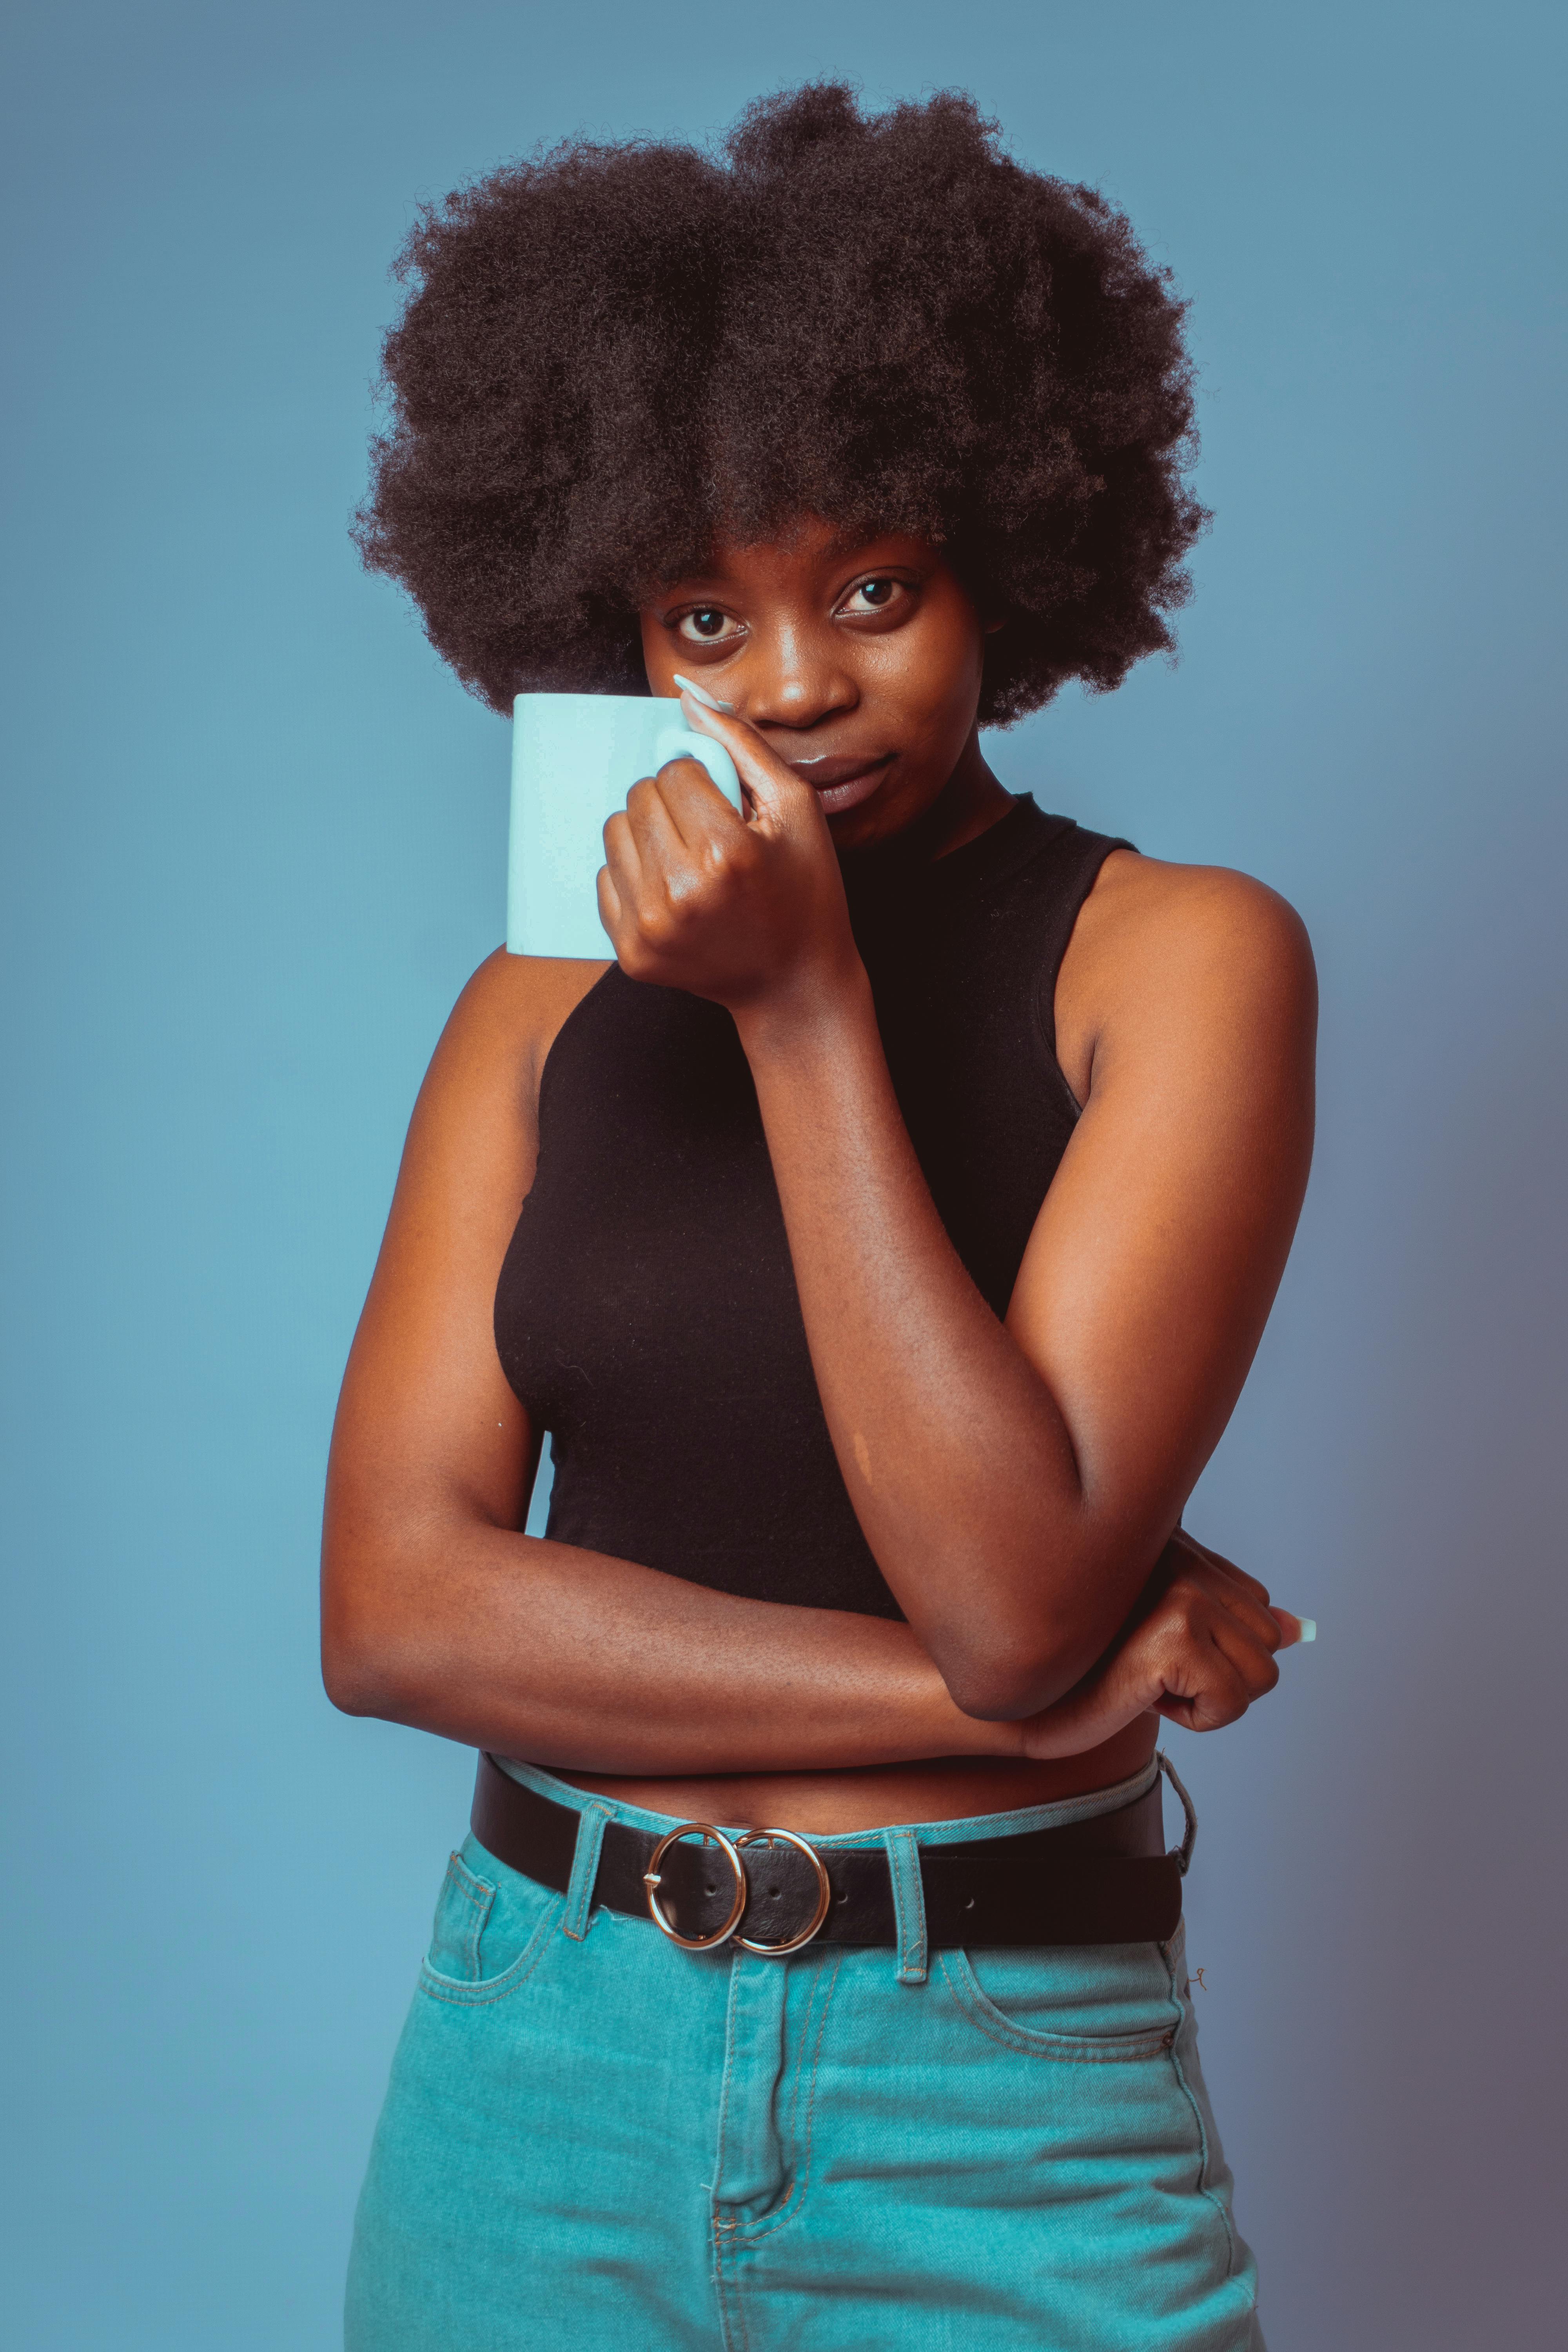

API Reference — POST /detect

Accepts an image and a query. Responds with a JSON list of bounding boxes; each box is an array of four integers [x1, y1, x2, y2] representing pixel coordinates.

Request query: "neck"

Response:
[[926, 730, 1014, 857]]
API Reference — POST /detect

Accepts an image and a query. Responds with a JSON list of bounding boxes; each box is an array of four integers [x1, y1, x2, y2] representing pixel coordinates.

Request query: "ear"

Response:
[[982, 616, 1006, 637]]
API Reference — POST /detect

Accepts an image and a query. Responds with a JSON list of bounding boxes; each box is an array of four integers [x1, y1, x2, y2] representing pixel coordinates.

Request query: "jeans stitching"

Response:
[[561, 1801, 612, 1942], [417, 1894, 563, 2007], [712, 2114, 751, 2352], [713, 2221, 751, 2352], [883, 1827, 929, 1983], [711, 1955, 743, 2226], [735, 1950, 842, 2246], [715, 1955, 804, 2249], [782, 1958, 826, 2158], [724, 1958, 824, 2244], [444, 1850, 494, 1908], [431, 1852, 498, 1985], [1159, 1938, 1248, 2294], [728, 1980, 813, 2240], [936, 1951, 1177, 2062], [462, 1877, 496, 1982]]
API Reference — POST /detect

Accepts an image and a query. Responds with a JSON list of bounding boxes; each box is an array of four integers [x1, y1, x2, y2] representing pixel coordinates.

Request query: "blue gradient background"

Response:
[[2, 4, 1564, 2345]]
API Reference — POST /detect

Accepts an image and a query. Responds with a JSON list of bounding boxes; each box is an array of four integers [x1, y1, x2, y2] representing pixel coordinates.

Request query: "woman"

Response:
[[326, 85, 1315, 2350]]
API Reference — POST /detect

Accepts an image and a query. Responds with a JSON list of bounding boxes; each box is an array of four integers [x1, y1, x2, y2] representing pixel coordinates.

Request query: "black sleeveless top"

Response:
[[494, 798, 1128, 1621]]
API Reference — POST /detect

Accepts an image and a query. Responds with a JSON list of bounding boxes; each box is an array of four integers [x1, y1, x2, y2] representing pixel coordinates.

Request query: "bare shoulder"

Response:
[[1056, 850, 1316, 1100], [1080, 849, 1314, 987]]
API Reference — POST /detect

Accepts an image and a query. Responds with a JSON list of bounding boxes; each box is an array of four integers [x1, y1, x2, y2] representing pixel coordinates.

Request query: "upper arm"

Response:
[[1007, 857, 1317, 1551], [322, 952, 598, 1584]]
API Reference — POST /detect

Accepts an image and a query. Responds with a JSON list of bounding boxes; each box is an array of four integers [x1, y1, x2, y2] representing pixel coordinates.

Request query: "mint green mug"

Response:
[[506, 693, 743, 958]]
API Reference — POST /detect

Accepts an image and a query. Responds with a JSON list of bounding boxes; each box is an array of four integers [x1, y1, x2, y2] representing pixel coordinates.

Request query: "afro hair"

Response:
[[355, 82, 1205, 725]]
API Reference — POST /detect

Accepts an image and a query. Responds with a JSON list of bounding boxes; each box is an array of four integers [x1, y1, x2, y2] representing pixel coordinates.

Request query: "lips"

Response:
[[784, 753, 893, 814]]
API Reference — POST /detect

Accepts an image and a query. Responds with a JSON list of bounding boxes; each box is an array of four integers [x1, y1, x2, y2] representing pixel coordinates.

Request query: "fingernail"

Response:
[[672, 672, 735, 714], [1297, 1618, 1317, 1644]]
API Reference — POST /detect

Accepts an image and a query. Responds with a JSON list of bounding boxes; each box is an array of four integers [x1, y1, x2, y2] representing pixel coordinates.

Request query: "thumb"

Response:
[[1270, 1608, 1318, 1648]]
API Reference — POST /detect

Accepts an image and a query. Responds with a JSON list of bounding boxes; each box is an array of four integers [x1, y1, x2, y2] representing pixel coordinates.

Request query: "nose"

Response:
[[739, 616, 858, 738]]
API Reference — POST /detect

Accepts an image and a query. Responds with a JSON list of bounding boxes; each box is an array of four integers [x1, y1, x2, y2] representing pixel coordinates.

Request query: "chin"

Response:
[[828, 805, 894, 852], [832, 784, 936, 851]]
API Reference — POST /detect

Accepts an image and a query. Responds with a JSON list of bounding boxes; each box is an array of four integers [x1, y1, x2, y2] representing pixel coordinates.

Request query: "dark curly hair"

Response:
[[356, 83, 1205, 724]]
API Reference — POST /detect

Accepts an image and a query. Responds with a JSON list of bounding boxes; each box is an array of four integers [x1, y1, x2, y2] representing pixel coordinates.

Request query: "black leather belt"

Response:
[[471, 1752, 1188, 1952]]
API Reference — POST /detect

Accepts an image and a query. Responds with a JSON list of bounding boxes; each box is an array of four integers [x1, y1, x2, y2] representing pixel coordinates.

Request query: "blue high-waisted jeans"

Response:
[[345, 1756, 1263, 2350]]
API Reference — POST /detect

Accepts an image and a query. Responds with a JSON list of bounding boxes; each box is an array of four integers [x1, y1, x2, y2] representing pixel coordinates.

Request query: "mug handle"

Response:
[[652, 726, 744, 813]]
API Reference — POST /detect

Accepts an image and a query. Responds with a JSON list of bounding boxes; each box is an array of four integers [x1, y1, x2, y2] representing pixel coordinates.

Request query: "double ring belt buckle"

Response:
[[642, 1821, 832, 1957]]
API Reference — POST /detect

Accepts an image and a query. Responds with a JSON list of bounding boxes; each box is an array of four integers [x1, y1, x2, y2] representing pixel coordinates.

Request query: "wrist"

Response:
[[730, 952, 874, 1064]]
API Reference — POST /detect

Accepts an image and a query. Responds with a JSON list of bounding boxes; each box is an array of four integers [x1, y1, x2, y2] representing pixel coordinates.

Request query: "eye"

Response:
[[839, 575, 907, 616], [675, 606, 741, 644]]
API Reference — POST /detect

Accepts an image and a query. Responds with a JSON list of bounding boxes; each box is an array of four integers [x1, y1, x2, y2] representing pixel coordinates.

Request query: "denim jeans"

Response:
[[345, 1757, 1263, 2349]]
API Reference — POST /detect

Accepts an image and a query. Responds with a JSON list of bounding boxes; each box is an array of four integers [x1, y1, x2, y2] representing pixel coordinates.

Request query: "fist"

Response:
[[597, 695, 860, 1013], [1019, 1530, 1311, 1760]]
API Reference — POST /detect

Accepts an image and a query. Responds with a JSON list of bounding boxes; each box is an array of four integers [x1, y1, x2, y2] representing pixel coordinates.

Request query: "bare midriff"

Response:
[[556, 1715, 1159, 1835]]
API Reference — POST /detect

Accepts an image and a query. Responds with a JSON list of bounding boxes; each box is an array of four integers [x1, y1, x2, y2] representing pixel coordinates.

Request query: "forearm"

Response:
[[736, 973, 1141, 1712], [322, 1515, 1022, 1774]]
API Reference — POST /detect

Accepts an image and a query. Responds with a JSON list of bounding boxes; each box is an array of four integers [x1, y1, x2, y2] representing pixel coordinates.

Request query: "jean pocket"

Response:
[[940, 1937, 1180, 2061], [417, 1836, 562, 2007]]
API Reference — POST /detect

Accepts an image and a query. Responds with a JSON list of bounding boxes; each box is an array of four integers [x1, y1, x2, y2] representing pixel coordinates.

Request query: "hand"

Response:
[[597, 693, 860, 1013], [1015, 1531, 1310, 1760]]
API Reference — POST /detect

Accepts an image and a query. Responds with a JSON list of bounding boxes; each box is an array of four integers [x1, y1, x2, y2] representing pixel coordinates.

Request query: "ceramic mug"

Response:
[[506, 692, 743, 958]]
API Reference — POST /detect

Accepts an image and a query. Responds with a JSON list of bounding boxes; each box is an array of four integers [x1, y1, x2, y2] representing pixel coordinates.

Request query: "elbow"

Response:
[[320, 1509, 450, 1723], [321, 1636, 385, 1719], [321, 1623, 395, 1719], [931, 1629, 1086, 1724], [918, 1524, 1140, 1720], [924, 1579, 1111, 1722], [320, 1590, 427, 1723], [941, 1660, 1062, 1724]]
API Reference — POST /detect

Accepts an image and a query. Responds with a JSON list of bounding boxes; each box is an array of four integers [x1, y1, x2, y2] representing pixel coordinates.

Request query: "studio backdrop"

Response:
[[2, 4, 1564, 2346]]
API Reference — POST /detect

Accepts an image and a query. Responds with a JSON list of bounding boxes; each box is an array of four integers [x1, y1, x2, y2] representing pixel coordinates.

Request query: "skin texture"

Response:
[[322, 519, 1316, 1834]]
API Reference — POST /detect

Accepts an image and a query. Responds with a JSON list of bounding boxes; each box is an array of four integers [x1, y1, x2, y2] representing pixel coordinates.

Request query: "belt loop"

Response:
[[561, 1800, 613, 1940], [882, 1827, 928, 1984], [1158, 1750, 1198, 1877]]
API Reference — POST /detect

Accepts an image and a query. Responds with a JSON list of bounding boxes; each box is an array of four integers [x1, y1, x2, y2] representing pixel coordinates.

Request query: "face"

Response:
[[639, 517, 996, 851]]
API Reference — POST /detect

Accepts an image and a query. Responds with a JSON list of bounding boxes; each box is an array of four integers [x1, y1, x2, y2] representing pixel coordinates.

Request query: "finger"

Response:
[[1141, 1600, 1260, 1731], [1204, 1552, 1272, 1607], [646, 755, 751, 857], [1167, 1557, 1283, 1656], [602, 806, 644, 897], [595, 861, 623, 947], [1154, 1649, 1253, 1733], [1169, 1529, 1271, 1606], [673, 690, 822, 833], [1198, 1566, 1286, 1655], [1201, 1605, 1282, 1702], [1189, 1558, 1316, 1655], [624, 771, 698, 873], [599, 809, 646, 949]]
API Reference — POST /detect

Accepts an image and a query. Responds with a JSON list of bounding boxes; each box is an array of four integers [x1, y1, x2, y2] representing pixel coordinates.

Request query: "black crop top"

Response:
[[494, 797, 1129, 1620]]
